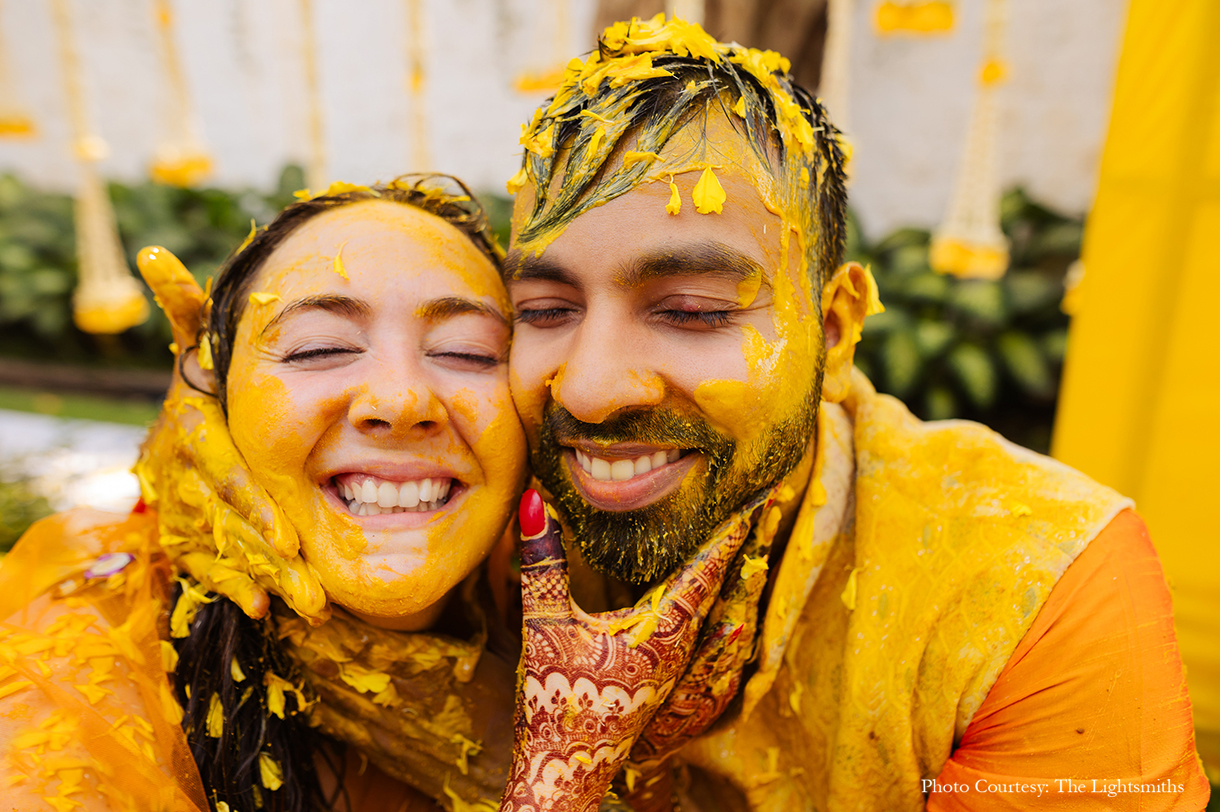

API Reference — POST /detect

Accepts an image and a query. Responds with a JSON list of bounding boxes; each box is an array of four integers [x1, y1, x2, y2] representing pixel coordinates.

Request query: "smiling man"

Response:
[[501, 15, 1209, 812]]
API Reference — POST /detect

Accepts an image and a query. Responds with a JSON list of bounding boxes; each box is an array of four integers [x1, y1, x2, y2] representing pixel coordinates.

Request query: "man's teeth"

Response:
[[337, 476, 453, 515], [574, 449, 682, 482]]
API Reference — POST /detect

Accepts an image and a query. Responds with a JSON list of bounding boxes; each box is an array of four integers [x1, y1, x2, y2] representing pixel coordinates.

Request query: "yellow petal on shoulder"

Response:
[[506, 166, 528, 196], [206, 692, 224, 737], [840, 567, 859, 611], [248, 292, 281, 306], [0, 679, 32, 700], [740, 554, 769, 580], [259, 752, 283, 791], [666, 180, 681, 216], [74, 683, 111, 705], [693, 166, 726, 215], [338, 663, 392, 695]]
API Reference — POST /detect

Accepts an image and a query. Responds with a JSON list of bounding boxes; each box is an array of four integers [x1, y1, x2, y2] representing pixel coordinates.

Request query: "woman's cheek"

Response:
[[228, 370, 325, 507]]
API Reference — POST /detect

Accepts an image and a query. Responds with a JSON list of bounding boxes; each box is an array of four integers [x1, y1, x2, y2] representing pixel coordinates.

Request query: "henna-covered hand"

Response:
[[500, 490, 764, 812], [134, 246, 327, 621], [618, 492, 782, 811]]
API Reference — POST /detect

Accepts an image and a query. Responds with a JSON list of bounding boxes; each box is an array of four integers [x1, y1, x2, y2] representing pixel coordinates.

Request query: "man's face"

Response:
[[506, 123, 825, 584]]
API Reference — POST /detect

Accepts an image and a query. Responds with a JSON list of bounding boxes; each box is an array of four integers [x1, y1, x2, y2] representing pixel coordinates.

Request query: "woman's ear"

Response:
[[180, 342, 218, 397], [820, 262, 880, 404]]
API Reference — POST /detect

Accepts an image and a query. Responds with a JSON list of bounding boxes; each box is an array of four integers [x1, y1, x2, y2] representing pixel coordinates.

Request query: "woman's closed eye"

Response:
[[280, 344, 362, 366], [426, 346, 505, 372]]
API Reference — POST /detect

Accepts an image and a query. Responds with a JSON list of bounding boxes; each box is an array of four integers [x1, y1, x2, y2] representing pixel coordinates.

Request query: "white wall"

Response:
[[848, 0, 1127, 236], [0, 0, 1124, 237]]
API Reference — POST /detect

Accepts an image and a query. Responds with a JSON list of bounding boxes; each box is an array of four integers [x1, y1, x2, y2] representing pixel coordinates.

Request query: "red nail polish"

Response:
[[519, 489, 546, 537]]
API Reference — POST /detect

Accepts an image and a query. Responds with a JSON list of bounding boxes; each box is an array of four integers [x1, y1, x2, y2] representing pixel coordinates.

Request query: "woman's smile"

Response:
[[222, 197, 527, 627]]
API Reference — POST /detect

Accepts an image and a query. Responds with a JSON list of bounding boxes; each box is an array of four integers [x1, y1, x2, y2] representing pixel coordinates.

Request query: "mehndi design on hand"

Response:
[[500, 490, 762, 812], [134, 246, 327, 623], [618, 490, 781, 811]]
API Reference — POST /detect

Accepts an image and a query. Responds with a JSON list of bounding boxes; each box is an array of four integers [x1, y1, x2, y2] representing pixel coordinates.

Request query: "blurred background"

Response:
[[0, 0, 1214, 794]]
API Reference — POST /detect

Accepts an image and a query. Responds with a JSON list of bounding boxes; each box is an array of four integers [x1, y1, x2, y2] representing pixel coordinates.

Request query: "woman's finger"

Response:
[[137, 245, 205, 351], [187, 396, 299, 557], [651, 493, 771, 632], [518, 489, 572, 621]]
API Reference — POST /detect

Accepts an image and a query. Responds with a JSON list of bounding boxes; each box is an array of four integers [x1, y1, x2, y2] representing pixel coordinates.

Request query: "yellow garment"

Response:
[[1050, 0, 1220, 775], [0, 509, 208, 811], [682, 371, 1133, 810]]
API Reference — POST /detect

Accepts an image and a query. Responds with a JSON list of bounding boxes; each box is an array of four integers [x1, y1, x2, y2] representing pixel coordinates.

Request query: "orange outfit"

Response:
[[929, 509, 1209, 810]]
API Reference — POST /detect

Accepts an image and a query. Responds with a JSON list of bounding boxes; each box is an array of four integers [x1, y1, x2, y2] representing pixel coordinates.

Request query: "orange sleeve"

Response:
[[927, 509, 1211, 811]]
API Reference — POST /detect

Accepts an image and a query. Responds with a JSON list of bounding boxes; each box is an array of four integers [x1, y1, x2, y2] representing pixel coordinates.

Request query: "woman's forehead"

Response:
[[254, 199, 508, 306]]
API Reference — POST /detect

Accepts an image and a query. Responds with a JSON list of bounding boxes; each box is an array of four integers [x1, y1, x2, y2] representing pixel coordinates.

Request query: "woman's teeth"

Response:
[[337, 476, 453, 516], [574, 449, 682, 482]]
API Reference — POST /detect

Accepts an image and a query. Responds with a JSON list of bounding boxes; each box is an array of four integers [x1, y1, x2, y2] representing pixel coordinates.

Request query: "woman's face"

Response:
[[225, 200, 526, 629]]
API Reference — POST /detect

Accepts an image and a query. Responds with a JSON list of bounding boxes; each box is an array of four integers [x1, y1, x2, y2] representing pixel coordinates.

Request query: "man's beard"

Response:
[[531, 394, 819, 585]]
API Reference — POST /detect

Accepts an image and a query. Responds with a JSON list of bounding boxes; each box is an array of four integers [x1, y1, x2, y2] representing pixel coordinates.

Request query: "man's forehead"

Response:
[[509, 108, 786, 256]]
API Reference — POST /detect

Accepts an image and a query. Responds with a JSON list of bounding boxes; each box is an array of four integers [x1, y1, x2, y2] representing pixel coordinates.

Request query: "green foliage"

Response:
[[0, 474, 53, 553], [0, 166, 307, 369], [850, 188, 1080, 453]]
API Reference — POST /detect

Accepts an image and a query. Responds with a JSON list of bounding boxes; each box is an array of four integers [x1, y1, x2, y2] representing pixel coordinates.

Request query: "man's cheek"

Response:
[[508, 357, 549, 446]]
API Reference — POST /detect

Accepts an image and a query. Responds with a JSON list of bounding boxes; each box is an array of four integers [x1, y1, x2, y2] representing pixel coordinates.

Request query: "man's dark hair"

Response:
[[512, 17, 849, 296]]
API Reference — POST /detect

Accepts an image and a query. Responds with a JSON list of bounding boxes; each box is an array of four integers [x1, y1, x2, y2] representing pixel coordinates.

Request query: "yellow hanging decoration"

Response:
[[0, 0, 35, 137], [820, 0, 856, 140], [50, 0, 149, 335], [405, 0, 431, 170], [298, 0, 327, 191], [929, 0, 1009, 279], [512, 0, 571, 94], [148, 0, 212, 187], [875, 1, 955, 35]]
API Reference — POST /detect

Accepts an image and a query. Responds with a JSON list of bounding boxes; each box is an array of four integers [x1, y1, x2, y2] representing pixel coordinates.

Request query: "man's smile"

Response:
[[563, 444, 699, 511]]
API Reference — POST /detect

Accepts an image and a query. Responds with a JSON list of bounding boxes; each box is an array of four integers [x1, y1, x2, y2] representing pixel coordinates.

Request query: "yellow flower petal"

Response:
[[332, 243, 348, 280], [666, 181, 681, 216], [622, 150, 661, 169], [693, 166, 726, 215], [338, 664, 391, 695], [231, 657, 246, 683], [248, 292, 281, 306], [506, 166, 528, 195], [733, 95, 747, 118], [259, 752, 283, 791], [206, 692, 224, 737]]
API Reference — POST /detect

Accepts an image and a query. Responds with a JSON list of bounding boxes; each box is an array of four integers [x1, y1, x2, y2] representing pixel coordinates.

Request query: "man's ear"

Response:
[[821, 262, 878, 404]]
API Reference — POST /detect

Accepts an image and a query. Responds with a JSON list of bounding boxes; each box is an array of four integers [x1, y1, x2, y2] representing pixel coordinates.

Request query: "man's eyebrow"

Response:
[[618, 244, 768, 289], [415, 296, 508, 325], [502, 252, 580, 287], [259, 294, 371, 337]]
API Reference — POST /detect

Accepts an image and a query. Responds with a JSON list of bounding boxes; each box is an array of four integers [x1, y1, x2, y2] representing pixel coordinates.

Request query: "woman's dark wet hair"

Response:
[[174, 174, 503, 811], [202, 173, 503, 411]]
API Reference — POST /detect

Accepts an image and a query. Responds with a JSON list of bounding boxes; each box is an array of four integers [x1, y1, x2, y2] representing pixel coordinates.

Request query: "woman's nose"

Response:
[[346, 357, 447, 438]]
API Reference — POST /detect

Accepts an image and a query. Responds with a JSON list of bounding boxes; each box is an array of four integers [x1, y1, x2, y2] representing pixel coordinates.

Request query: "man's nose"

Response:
[[347, 355, 447, 438], [552, 318, 665, 424]]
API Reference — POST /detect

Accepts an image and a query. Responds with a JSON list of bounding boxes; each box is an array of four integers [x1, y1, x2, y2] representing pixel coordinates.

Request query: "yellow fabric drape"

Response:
[[1052, 0, 1220, 782]]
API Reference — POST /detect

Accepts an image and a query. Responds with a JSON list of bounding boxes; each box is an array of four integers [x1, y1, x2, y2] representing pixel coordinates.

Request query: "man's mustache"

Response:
[[541, 403, 728, 451]]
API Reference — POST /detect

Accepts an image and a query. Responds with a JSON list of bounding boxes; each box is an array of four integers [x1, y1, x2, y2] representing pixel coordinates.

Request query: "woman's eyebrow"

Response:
[[415, 296, 509, 325], [259, 294, 371, 338]]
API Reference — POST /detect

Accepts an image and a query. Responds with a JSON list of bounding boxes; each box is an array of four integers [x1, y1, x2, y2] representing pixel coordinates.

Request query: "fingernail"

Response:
[[519, 489, 546, 537]]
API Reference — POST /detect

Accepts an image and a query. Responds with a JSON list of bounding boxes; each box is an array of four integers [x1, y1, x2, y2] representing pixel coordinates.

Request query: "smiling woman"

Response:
[[0, 176, 531, 812]]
